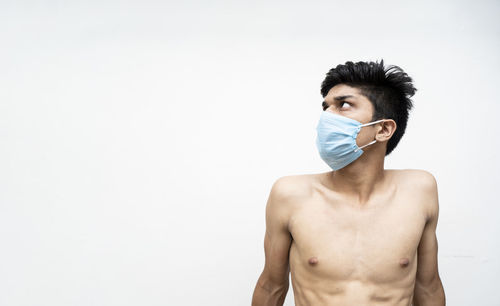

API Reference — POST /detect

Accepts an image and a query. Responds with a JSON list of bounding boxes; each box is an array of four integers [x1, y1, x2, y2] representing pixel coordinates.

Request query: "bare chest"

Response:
[[288, 189, 427, 285]]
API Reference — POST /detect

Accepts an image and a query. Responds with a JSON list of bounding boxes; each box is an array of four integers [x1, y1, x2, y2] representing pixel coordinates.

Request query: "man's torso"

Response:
[[286, 169, 428, 306]]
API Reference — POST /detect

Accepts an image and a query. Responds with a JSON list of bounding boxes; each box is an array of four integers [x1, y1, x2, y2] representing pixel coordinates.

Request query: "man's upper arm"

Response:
[[260, 176, 294, 287], [414, 170, 443, 291]]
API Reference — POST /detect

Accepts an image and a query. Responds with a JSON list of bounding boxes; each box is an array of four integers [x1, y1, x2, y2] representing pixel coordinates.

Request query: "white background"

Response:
[[1, 0, 499, 305]]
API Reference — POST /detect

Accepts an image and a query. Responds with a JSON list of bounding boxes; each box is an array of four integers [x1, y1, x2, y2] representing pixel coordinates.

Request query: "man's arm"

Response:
[[412, 171, 445, 306], [252, 177, 294, 306]]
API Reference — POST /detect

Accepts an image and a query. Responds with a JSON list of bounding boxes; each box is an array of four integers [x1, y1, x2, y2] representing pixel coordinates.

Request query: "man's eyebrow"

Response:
[[322, 95, 357, 107], [333, 95, 356, 101]]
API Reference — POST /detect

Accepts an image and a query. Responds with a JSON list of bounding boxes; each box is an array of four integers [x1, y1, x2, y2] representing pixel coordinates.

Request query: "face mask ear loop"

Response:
[[359, 119, 385, 127], [354, 139, 377, 153]]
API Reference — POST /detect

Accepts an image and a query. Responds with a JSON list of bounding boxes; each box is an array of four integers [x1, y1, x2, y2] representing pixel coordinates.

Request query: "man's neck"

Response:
[[327, 149, 387, 206]]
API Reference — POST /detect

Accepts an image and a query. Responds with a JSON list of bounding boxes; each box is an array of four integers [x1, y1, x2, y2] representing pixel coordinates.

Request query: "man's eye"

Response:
[[340, 101, 351, 109], [322, 101, 351, 110]]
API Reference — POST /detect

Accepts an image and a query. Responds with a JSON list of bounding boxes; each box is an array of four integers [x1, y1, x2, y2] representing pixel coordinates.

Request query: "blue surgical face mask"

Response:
[[315, 111, 386, 171]]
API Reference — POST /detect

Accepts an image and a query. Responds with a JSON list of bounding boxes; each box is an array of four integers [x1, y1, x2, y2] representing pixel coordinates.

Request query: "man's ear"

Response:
[[375, 119, 397, 142]]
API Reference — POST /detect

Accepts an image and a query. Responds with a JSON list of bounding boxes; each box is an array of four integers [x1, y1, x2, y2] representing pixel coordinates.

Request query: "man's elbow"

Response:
[[413, 276, 446, 306], [252, 273, 290, 306], [256, 273, 290, 296]]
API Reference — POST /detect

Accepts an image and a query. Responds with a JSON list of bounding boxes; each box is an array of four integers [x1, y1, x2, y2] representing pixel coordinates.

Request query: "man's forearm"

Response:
[[412, 279, 446, 306], [251, 279, 289, 306]]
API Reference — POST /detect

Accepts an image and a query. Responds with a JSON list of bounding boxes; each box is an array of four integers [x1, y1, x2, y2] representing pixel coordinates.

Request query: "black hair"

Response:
[[320, 59, 417, 156]]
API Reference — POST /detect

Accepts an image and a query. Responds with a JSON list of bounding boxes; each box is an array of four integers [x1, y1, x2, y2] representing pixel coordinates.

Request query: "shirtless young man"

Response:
[[252, 60, 445, 306]]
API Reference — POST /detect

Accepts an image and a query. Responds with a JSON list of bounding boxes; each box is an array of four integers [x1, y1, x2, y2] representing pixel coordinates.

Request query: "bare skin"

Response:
[[288, 170, 437, 305], [252, 84, 445, 306]]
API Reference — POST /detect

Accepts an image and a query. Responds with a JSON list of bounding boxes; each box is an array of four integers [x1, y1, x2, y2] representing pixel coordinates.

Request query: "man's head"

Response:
[[320, 59, 417, 156]]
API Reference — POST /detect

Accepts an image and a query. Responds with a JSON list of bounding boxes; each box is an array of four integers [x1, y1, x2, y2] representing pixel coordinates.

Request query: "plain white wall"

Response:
[[1, 0, 499, 305]]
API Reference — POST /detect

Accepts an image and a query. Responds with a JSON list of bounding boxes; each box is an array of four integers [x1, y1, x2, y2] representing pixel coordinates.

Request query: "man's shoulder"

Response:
[[395, 169, 439, 221], [270, 173, 315, 201], [266, 174, 314, 230], [395, 168, 438, 191]]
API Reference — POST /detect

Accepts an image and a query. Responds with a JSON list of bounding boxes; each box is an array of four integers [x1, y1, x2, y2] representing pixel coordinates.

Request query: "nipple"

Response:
[[399, 258, 409, 267], [308, 256, 319, 265]]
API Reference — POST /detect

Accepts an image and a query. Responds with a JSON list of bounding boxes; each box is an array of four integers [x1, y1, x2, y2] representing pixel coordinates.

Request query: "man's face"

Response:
[[322, 84, 381, 149], [322, 84, 374, 123]]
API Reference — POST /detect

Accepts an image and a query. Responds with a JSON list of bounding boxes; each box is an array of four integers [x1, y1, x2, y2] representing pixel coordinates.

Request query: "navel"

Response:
[[308, 256, 319, 265], [399, 257, 409, 267]]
